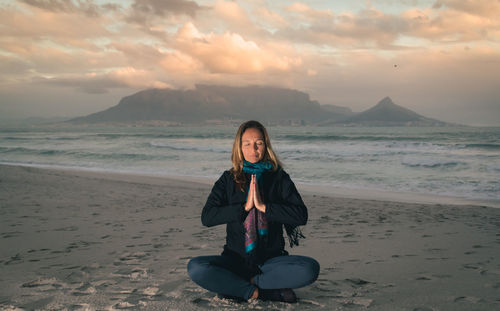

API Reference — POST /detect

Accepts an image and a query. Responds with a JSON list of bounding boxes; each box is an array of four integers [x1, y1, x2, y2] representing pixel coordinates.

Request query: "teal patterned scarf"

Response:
[[243, 160, 272, 253]]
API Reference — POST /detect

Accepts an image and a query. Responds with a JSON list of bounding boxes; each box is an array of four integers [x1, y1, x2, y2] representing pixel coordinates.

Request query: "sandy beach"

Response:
[[0, 164, 499, 310]]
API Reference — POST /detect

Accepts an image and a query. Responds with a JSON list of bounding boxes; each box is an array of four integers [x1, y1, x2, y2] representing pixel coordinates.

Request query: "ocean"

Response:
[[1, 125, 499, 207]]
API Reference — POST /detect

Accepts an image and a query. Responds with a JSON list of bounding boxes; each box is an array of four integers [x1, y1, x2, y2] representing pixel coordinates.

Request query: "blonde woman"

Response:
[[188, 120, 319, 303]]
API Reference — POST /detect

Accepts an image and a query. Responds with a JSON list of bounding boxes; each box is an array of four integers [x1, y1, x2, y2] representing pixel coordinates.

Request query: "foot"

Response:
[[258, 288, 297, 303]]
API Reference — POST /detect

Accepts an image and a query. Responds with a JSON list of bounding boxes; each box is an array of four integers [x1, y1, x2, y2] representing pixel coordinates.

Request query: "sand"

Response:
[[0, 164, 499, 310]]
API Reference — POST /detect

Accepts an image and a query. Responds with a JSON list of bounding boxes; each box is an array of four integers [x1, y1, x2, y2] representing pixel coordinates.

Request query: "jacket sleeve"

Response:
[[266, 171, 308, 226], [201, 172, 245, 227]]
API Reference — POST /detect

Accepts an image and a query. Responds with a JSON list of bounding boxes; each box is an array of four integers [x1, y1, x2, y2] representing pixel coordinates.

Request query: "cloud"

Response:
[[174, 23, 302, 74], [206, 0, 272, 39], [433, 0, 500, 18], [286, 2, 334, 21], [402, 7, 500, 42], [127, 0, 201, 24], [275, 1, 500, 47], [20, 0, 102, 17], [0, 38, 125, 76], [0, 2, 111, 40], [37, 67, 171, 93], [276, 7, 406, 48], [253, 6, 289, 30]]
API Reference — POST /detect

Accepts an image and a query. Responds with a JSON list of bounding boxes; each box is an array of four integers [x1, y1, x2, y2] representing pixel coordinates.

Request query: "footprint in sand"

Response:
[[462, 263, 481, 270], [18, 297, 55, 311], [4, 253, 23, 265], [1, 231, 23, 238], [72, 283, 97, 296], [415, 276, 432, 281], [344, 278, 373, 288], [191, 297, 212, 307], [54, 226, 79, 232], [339, 297, 373, 308], [454, 296, 482, 303], [67, 303, 93, 310]]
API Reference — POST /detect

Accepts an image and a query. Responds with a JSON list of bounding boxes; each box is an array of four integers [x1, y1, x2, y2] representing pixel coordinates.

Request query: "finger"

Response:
[[253, 182, 260, 203]]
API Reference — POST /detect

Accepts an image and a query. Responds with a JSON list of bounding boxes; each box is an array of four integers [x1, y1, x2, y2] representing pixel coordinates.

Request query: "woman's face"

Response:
[[241, 128, 265, 163]]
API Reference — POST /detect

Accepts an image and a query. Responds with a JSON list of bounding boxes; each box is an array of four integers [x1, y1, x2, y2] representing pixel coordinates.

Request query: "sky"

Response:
[[1, 0, 499, 126]]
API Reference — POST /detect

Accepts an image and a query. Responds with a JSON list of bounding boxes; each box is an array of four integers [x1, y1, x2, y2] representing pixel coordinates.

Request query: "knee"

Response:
[[299, 257, 320, 285], [309, 258, 320, 282], [187, 257, 207, 283]]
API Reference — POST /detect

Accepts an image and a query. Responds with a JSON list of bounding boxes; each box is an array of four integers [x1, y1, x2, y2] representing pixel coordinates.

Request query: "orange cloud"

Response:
[[174, 23, 302, 74], [402, 7, 500, 42], [254, 6, 289, 30], [0, 3, 110, 40], [107, 67, 171, 89], [286, 2, 334, 21], [433, 0, 500, 18]]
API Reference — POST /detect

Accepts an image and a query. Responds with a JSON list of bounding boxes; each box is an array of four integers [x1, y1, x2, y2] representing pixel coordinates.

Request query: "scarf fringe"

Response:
[[285, 225, 305, 248]]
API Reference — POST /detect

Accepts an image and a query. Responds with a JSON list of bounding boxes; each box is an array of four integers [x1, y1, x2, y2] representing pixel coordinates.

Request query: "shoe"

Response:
[[258, 288, 297, 303]]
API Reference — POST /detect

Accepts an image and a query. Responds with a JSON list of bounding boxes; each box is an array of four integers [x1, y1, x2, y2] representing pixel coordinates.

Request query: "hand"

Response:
[[252, 174, 266, 213], [244, 175, 255, 212]]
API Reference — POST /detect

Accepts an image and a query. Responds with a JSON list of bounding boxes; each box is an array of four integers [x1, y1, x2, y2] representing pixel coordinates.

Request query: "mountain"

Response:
[[68, 86, 451, 127], [336, 97, 448, 126], [69, 85, 352, 125], [320, 104, 354, 116]]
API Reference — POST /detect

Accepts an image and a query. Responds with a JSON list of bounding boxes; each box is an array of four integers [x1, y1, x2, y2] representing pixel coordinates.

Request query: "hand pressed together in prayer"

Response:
[[244, 174, 266, 213]]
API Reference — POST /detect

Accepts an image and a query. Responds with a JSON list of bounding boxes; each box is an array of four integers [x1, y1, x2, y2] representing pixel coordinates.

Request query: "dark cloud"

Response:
[[127, 0, 201, 23], [21, 0, 102, 17]]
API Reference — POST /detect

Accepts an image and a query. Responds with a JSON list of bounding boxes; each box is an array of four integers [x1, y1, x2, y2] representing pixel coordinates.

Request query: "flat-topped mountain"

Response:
[[69, 85, 347, 124]]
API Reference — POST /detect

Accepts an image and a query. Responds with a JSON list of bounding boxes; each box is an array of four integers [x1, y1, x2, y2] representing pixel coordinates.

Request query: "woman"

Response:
[[187, 120, 319, 303]]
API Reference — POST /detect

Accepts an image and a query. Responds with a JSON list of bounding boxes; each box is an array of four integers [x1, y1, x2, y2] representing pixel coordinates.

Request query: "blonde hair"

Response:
[[230, 120, 282, 191]]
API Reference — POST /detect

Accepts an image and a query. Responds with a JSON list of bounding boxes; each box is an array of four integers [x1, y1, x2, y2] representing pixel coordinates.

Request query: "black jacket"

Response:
[[201, 168, 308, 267]]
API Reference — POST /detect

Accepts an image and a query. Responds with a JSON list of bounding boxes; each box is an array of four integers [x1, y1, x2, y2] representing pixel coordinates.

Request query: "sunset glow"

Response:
[[1, 0, 499, 125]]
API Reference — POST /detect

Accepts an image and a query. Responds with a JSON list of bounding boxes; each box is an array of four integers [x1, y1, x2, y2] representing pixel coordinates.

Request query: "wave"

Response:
[[46, 136, 83, 141], [0, 146, 67, 155], [148, 141, 230, 154], [276, 134, 436, 142], [2, 136, 32, 141], [95, 132, 233, 140], [401, 158, 468, 169], [462, 143, 500, 150], [0, 146, 178, 161]]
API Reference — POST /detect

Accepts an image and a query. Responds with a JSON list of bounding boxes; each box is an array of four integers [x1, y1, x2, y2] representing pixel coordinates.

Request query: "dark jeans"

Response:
[[187, 255, 320, 300]]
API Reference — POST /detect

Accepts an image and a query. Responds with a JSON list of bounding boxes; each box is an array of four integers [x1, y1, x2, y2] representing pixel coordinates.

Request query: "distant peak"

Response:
[[377, 97, 395, 106]]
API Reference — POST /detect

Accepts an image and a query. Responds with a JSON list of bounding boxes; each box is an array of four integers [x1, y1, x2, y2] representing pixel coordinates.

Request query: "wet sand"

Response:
[[0, 164, 499, 310]]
